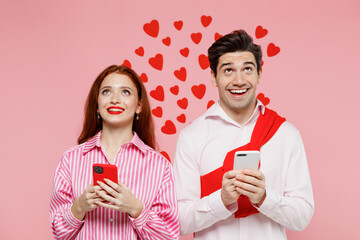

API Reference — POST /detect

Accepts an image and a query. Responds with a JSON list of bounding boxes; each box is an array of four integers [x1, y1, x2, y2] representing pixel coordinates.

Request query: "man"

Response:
[[173, 30, 314, 240]]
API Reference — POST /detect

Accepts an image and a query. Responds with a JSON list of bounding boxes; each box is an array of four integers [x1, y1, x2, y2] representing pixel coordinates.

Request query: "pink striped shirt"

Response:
[[50, 132, 179, 239]]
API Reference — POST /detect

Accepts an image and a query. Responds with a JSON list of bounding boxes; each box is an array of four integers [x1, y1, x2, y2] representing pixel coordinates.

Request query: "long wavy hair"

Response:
[[77, 65, 157, 149]]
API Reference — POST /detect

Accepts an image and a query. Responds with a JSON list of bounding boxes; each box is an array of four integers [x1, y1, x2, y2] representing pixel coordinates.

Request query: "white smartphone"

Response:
[[233, 151, 260, 170]]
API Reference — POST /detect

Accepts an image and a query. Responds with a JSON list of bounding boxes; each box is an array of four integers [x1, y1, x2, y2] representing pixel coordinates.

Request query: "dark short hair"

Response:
[[208, 30, 262, 76]]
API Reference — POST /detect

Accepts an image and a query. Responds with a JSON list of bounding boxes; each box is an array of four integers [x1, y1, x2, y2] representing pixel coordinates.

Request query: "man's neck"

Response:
[[219, 101, 258, 126]]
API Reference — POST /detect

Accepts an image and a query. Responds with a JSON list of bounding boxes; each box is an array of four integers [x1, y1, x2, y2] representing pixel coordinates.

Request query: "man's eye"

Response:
[[244, 67, 252, 72], [224, 68, 233, 74]]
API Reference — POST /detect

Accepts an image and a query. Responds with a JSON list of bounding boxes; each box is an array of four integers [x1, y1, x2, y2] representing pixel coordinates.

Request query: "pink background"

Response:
[[1, 0, 359, 239]]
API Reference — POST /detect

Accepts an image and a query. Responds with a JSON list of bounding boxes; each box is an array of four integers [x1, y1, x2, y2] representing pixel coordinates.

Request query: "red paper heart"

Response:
[[149, 53, 163, 70], [191, 32, 202, 44], [174, 67, 187, 81], [170, 85, 179, 95], [143, 19, 159, 38], [207, 100, 215, 109], [257, 93, 270, 106], [122, 60, 131, 68], [267, 43, 280, 57], [135, 47, 144, 56], [255, 25, 268, 39], [150, 86, 164, 101], [177, 114, 186, 123], [191, 84, 206, 99], [201, 15, 212, 27], [161, 120, 176, 135], [139, 73, 148, 82], [151, 106, 163, 118], [214, 33, 222, 41], [174, 20, 183, 31], [180, 47, 189, 57], [199, 54, 210, 70], [162, 37, 171, 46], [177, 98, 188, 109], [160, 151, 171, 162]]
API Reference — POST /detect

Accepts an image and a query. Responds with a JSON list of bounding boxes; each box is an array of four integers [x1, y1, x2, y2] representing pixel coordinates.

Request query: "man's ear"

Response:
[[257, 68, 262, 84], [211, 70, 218, 87]]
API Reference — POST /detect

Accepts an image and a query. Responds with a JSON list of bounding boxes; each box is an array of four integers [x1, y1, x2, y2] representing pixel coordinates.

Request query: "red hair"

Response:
[[77, 65, 157, 149]]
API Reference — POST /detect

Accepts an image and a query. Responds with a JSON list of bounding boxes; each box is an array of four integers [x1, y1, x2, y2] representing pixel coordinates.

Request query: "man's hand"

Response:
[[221, 170, 243, 207], [235, 169, 266, 206]]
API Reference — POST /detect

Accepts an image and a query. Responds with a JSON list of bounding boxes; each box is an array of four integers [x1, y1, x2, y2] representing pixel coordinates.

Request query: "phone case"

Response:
[[93, 163, 118, 185], [233, 151, 260, 170]]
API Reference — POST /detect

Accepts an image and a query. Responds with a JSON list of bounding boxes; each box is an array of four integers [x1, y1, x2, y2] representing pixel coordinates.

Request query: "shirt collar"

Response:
[[205, 99, 265, 127], [82, 131, 148, 155]]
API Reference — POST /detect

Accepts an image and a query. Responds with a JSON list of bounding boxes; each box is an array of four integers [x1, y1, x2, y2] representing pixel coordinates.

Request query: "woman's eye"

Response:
[[122, 89, 130, 95], [102, 89, 110, 95]]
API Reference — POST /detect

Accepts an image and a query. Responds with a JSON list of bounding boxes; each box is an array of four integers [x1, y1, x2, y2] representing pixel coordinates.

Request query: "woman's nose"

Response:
[[111, 93, 121, 103]]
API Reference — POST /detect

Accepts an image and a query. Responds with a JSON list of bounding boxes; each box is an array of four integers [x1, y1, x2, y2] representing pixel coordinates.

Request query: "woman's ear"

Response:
[[136, 101, 142, 114]]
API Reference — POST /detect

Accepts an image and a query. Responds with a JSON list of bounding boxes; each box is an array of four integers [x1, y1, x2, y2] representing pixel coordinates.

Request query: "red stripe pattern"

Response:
[[50, 132, 179, 239]]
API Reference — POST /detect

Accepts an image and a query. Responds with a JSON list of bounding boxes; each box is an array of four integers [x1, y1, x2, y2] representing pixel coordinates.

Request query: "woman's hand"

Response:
[[96, 179, 144, 218], [71, 185, 104, 220]]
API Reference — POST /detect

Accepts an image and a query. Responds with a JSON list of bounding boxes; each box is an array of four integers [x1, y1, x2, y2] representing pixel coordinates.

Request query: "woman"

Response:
[[50, 65, 179, 239]]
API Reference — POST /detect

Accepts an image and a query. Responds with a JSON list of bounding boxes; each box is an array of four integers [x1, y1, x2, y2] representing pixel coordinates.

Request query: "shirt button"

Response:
[[109, 218, 114, 222]]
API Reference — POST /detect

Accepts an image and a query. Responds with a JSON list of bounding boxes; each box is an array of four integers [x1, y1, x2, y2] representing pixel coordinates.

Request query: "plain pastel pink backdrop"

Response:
[[1, 0, 359, 239]]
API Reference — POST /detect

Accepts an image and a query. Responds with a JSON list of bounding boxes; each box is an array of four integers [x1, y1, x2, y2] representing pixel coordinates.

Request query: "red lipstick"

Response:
[[107, 106, 124, 115]]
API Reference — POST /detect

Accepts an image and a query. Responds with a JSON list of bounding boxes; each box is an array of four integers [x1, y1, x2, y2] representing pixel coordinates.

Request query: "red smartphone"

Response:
[[93, 163, 118, 186]]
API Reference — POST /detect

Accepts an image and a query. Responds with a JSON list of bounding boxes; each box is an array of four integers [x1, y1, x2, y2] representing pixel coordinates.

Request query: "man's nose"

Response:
[[233, 71, 245, 84]]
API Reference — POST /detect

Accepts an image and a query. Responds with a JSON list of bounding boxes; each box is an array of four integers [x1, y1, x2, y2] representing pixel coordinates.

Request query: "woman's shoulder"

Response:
[[144, 146, 169, 161], [60, 142, 87, 159]]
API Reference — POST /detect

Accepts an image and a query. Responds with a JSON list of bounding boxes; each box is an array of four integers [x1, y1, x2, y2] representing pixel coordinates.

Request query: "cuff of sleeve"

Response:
[[207, 189, 235, 218], [64, 208, 84, 229], [257, 188, 280, 214], [129, 206, 150, 229]]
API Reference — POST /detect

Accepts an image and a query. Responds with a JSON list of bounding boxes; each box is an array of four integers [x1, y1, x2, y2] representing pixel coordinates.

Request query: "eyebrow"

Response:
[[219, 61, 256, 70], [219, 62, 232, 70], [100, 86, 133, 90], [244, 61, 256, 67]]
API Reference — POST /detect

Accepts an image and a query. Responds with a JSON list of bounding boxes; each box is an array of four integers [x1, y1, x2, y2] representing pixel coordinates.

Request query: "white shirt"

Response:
[[173, 101, 314, 240]]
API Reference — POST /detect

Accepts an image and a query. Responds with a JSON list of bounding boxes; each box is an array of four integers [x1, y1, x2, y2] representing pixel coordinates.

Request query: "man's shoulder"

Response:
[[273, 120, 303, 145], [279, 120, 300, 134], [265, 107, 301, 136], [180, 111, 209, 136]]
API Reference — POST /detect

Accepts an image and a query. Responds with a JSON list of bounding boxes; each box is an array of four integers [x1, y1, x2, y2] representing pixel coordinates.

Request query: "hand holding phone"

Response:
[[233, 151, 260, 170], [93, 164, 118, 186]]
